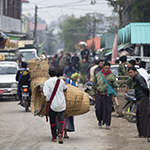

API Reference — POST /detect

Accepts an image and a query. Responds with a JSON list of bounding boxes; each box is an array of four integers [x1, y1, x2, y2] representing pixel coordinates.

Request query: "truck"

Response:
[[18, 40, 38, 63]]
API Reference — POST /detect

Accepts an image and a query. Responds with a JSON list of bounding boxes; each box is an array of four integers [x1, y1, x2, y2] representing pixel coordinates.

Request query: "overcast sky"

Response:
[[22, 0, 114, 24]]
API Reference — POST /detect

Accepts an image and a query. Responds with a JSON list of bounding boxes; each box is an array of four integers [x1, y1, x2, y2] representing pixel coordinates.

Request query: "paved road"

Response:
[[0, 95, 150, 150]]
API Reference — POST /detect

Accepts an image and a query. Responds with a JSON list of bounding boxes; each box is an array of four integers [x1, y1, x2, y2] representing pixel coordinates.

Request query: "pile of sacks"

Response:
[[28, 56, 90, 118]]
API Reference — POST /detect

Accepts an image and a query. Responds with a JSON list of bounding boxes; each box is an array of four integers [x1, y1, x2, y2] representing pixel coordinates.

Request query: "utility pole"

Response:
[[33, 5, 38, 43], [92, 17, 96, 53]]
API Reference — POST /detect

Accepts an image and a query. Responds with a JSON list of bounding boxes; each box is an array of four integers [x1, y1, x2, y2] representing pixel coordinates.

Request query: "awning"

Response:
[[105, 43, 130, 56]]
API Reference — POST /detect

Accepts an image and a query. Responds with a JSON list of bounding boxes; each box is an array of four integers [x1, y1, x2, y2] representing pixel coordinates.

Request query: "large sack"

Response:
[[30, 77, 49, 91], [31, 84, 90, 117], [31, 86, 47, 116], [28, 58, 49, 78], [64, 84, 84, 117]]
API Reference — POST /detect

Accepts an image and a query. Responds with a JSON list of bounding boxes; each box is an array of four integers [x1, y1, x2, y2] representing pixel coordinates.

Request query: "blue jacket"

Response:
[[64, 66, 79, 78], [65, 78, 76, 87]]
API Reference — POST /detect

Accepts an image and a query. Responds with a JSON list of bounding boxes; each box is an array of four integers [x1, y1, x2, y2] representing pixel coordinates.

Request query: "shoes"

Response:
[[98, 122, 102, 128], [18, 101, 21, 105], [106, 125, 111, 130]]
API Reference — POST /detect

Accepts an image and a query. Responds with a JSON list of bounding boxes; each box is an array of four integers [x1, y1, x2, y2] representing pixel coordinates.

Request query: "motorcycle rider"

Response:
[[16, 62, 30, 105]]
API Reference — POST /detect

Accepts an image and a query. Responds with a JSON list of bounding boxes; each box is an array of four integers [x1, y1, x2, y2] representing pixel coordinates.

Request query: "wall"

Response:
[[1, 15, 21, 32]]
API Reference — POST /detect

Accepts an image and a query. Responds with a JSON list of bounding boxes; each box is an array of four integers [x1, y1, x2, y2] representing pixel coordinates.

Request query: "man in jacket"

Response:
[[125, 59, 136, 93], [128, 67, 149, 138], [16, 62, 30, 105], [94, 60, 104, 76], [43, 69, 67, 144], [91, 62, 118, 129]]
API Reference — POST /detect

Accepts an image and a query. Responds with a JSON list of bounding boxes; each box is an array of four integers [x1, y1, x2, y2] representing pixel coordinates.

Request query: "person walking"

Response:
[[128, 67, 149, 138], [91, 62, 118, 129], [43, 69, 67, 144], [72, 52, 80, 71], [79, 58, 89, 86], [80, 44, 89, 62]]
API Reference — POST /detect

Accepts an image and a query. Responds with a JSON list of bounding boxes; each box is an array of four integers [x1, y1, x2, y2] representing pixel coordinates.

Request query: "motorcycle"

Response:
[[84, 81, 95, 105], [21, 85, 31, 112], [122, 92, 136, 123]]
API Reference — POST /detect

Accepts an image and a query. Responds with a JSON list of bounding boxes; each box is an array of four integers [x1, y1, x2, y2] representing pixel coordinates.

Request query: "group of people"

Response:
[[16, 46, 150, 144], [118, 55, 150, 138]]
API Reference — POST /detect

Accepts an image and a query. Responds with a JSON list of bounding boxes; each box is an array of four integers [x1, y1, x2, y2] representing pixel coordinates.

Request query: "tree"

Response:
[[58, 13, 109, 52], [129, 0, 150, 22], [45, 29, 57, 55], [107, 0, 141, 28]]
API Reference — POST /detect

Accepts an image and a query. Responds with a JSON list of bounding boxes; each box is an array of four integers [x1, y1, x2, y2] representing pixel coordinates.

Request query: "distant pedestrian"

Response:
[[72, 52, 80, 71], [125, 59, 136, 93], [91, 62, 118, 129], [79, 58, 89, 86], [128, 67, 149, 138], [64, 62, 79, 78], [80, 44, 89, 62], [53, 53, 59, 68], [118, 55, 128, 87]]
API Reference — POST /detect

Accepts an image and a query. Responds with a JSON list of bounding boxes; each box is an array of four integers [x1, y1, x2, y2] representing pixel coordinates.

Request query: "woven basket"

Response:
[[28, 58, 49, 71], [31, 83, 89, 117], [30, 77, 49, 91], [30, 70, 49, 78], [71, 92, 90, 116], [31, 86, 47, 116], [64, 84, 84, 117]]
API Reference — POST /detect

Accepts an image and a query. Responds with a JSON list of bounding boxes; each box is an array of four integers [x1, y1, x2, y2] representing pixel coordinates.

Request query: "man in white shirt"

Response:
[[43, 69, 67, 144], [137, 61, 149, 88]]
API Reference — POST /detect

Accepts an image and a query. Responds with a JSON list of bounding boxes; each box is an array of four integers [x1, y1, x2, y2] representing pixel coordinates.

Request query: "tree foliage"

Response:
[[129, 0, 150, 22], [58, 13, 116, 52]]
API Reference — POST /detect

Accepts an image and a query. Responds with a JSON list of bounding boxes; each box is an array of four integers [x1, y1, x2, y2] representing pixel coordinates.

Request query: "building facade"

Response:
[[0, 0, 21, 32]]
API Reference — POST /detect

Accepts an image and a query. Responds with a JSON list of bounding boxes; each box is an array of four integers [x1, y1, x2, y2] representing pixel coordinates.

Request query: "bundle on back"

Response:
[[28, 57, 49, 116]]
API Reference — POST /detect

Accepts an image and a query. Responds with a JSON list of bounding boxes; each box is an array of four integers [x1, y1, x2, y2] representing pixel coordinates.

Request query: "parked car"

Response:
[[0, 61, 19, 100]]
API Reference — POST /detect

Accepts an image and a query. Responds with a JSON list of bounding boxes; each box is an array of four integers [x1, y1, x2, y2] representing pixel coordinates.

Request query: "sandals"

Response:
[[51, 139, 57, 142], [64, 135, 69, 138], [58, 134, 63, 144]]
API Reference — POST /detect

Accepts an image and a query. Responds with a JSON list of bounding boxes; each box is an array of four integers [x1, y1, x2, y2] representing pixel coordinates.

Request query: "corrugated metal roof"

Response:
[[131, 23, 150, 44], [118, 23, 150, 44], [100, 33, 116, 49]]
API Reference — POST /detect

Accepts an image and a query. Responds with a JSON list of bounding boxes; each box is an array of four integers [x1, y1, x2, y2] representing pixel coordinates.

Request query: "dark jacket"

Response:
[[16, 68, 30, 86], [133, 74, 149, 101], [94, 66, 102, 76]]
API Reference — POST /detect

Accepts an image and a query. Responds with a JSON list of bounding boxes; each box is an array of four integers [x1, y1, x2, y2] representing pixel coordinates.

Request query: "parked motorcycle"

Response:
[[122, 92, 136, 123], [84, 81, 95, 105], [21, 85, 31, 112]]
